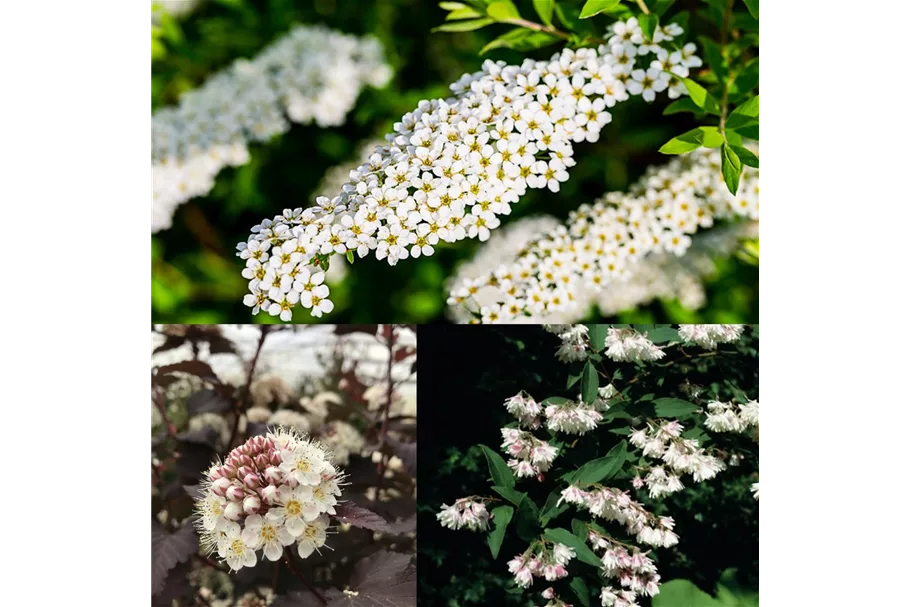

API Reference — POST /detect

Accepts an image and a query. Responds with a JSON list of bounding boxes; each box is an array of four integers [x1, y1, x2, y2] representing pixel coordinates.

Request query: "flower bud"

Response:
[[212, 477, 232, 497], [244, 473, 262, 489], [208, 467, 224, 481], [237, 466, 253, 479], [542, 588, 555, 600], [243, 495, 261, 515], [271, 451, 282, 466], [264, 466, 283, 483], [255, 454, 270, 469], [226, 485, 246, 502], [223, 501, 242, 521], [261, 484, 279, 504]]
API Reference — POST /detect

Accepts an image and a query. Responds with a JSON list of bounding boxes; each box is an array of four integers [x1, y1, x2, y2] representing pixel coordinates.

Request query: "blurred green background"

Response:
[[151, 0, 759, 324]]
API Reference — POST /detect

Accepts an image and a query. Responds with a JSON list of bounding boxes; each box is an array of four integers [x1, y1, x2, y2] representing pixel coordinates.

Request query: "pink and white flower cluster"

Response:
[[436, 498, 491, 532], [551, 324, 591, 363], [194, 427, 342, 570], [629, 421, 725, 498], [677, 324, 744, 349], [558, 485, 678, 548], [504, 391, 543, 429], [507, 542, 575, 588], [501, 427, 559, 477], [589, 531, 661, 606], [704, 399, 759, 433], [545, 396, 603, 435], [604, 328, 665, 362], [541, 587, 574, 607]]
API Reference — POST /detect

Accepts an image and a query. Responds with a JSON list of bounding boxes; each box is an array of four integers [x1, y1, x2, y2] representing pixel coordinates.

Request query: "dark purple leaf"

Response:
[[176, 427, 220, 449], [187, 389, 233, 415], [152, 522, 198, 596], [333, 503, 391, 532], [386, 516, 416, 536], [151, 560, 193, 606], [247, 422, 269, 437], [153, 335, 187, 354], [183, 484, 204, 500], [272, 591, 325, 607], [206, 334, 237, 355], [385, 437, 416, 477], [326, 551, 416, 606], [155, 360, 220, 384]]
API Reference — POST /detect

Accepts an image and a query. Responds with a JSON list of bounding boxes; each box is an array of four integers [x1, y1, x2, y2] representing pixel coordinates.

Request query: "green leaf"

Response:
[[662, 97, 704, 116], [652, 579, 721, 607], [659, 126, 724, 154], [492, 488, 541, 541], [346, 250, 355, 263], [682, 78, 721, 113], [731, 145, 758, 168], [569, 577, 592, 607], [586, 324, 607, 350], [542, 396, 573, 406], [644, 326, 679, 343], [567, 372, 582, 389], [725, 129, 743, 147], [743, 0, 758, 19], [732, 124, 759, 140], [534, 0, 555, 26], [480, 445, 516, 488], [480, 28, 560, 54], [581, 361, 598, 404], [579, 0, 622, 19], [653, 397, 700, 417], [733, 58, 759, 94], [446, 6, 483, 19], [564, 440, 628, 485], [486, 0, 520, 21], [638, 14, 658, 41], [439, 1, 470, 9], [487, 505, 514, 559], [571, 518, 589, 540], [698, 36, 726, 79], [492, 485, 526, 506], [433, 17, 495, 31], [652, 0, 675, 16], [542, 528, 603, 567], [721, 143, 742, 195], [726, 96, 759, 130], [539, 489, 570, 525]]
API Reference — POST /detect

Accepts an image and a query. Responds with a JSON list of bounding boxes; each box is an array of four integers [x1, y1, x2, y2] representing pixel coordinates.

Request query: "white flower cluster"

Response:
[[545, 396, 603, 435], [558, 485, 679, 548], [677, 324, 744, 349], [605, 328, 665, 362], [436, 498, 491, 532], [195, 428, 342, 570], [266, 409, 311, 434], [251, 374, 294, 408], [553, 324, 591, 362], [704, 399, 759, 433], [507, 543, 575, 588], [153, 25, 392, 232], [589, 530, 660, 606], [541, 587, 574, 607], [504, 390, 543, 428], [238, 19, 700, 319], [448, 147, 759, 323], [318, 420, 366, 465], [629, 421, 725, 498], [189, 412, 232, 449], [751, 481, 759, 501], [501, 427, 559, 478]]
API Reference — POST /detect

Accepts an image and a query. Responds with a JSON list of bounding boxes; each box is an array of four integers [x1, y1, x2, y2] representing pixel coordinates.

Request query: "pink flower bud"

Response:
[[212, 477, 231, 497], [271, 452, 282, 466], [255, 454, 270, 469], [542, 588, 555, 599], [224, 501, 242, 521], [226, 485, 246, 502], [263, 439, 274, 452], [237, 466, 253, 479], [244, 473, 262, 489], [243, 495, 261, 515], [261, 485, 279, 504], [264, 466, 283, 483], [209, 467, 224, 481]]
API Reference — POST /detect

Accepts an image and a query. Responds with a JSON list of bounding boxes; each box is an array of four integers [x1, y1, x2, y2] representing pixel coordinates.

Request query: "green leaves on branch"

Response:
[[534, 0, 555, 26], [682, 78, 721, 114], [480, 28, 560, 54], [486, 0, 520, 20], [480, 445, 515, 488], [586, 324, 607, 351], [743, 0, 758, 20], [563, 440, 628, 485], [493, 486, 540, 541], [433, 17, 494, 32], [570, 577, 592, 607], [542, 527, 603, 567], [638, 13, 659, 42], [721, 143, 742, 195], [659, 126, 723, 154], [653, 397, 700, 418], [487, 505, 514, 559], [727, 96, 759, 130], [581, 361, 599, 404], [579, 0, 623, 19]]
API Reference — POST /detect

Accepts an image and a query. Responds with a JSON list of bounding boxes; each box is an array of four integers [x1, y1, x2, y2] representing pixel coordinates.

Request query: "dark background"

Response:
[[152, 0, 758, 324], [416, 325, 759, 606]]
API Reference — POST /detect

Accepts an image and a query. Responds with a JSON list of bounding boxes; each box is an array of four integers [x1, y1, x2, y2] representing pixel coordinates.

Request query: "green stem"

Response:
[[505, 17, 572, 40], [636, 0, 650, 14]]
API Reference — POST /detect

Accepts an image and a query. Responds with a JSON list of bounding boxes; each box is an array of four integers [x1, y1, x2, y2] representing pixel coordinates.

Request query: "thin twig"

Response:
[[718, 0, 734, 137], [153, 391, 176, 437], [284, 549, 327, 605], [505, 17, 572, 40], [636, 0, 650, 15], [227, 326, 270, 448]]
